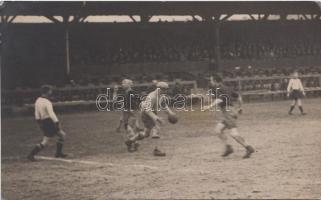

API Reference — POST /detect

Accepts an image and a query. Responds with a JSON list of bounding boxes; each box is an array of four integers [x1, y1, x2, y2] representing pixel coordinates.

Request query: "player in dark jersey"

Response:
[[204, 76, 255, 159], [120, 79, 143, 152]]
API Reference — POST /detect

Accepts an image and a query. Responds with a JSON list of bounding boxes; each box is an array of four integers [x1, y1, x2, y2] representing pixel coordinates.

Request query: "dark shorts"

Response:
[[122, 111, 135, 124], [41, 118, 59, 137], [290, 90, 303, 100], [141, 112, 156, 130]]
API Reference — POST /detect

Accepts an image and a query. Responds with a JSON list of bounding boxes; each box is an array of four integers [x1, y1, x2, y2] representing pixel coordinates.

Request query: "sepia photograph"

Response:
[[1, 1, 321, 199]]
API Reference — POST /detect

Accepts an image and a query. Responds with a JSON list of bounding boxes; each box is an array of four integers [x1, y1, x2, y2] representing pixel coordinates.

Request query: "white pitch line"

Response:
[[36, 156, 159, 170], [2, 156, 208, 173], [1, 156, 21, 160], [2, 156, 159, 170]]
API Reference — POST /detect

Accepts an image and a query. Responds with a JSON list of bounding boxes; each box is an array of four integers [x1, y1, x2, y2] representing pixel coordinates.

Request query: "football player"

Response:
[[119, 79, 143, 152], [287, 71, 306, 115], [127, 81, 176, 156], [204, 76, 255, 159], [27, 85, 68, 161]]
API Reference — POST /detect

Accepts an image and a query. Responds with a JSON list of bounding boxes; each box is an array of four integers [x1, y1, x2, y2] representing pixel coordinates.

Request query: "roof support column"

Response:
[[44, 15, 73, 79], [214, 22, 221, 74], [0, 15, 8, 73], [141, 15, 152, 23], [63, 16, 71, 78], [208, 14, 222, 74], [65, 27, 70, 77], [280, 14, 287, 21]]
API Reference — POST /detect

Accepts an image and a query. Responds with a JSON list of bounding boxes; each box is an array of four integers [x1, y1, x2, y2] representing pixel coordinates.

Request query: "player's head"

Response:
[[156, 81, 169, 94], [122, 79, 133, 89], [213, 76, 223, 86], [293, 71, 299, 78], [230, 91, 240, 101], [41, 85, 53, 96], [152, 79, 158, 85]]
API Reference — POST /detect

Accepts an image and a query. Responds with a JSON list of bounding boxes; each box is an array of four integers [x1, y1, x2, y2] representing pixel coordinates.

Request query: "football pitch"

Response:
[[2, 99, 321, 199]]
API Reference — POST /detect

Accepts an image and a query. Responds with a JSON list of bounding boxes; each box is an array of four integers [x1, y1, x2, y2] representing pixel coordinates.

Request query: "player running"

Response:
[[287, 71, 306, 115], [204, 76, 255, 159], [27, 85, 68, 161], [113, 83, 124, 133], [118, 79, 143, 152]]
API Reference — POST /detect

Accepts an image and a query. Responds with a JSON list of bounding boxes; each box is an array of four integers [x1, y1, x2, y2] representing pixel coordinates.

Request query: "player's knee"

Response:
[[126, 126, 136, 138], [37, 143, 46, 149], [215, 123, 225, 134], [218, 132, 228, 141], [230, 128, 240, 137], [297, 99, 302, 106], [40, 137, 50, 146], [144, 128, 152, 137], [58, 130, 66, 140]]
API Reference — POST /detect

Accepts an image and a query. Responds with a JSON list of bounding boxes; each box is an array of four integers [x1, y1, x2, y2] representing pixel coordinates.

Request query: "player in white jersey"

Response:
[[27, 85, 67, 161], [287, 71, 306, 115], [126, 81, 176, 156]]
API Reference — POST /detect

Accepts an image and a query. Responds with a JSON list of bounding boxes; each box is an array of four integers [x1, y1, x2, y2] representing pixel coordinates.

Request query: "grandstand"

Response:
[[2, 1, 321, 110]]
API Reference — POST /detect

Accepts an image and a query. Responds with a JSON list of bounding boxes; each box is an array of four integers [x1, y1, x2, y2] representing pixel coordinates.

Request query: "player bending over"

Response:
[[126, 81, 177, 156], [27, 85, 68, 161], [287, 71, 306, 115], [204, 77, 255, 159]]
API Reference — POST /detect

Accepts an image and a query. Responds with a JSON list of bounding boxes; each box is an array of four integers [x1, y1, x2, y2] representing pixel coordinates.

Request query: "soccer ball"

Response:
[[168, 114, 178, 124]]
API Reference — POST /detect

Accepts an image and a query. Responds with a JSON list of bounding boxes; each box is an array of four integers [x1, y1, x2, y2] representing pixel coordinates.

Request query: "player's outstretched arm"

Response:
[[203, 99, 223, 111], [287, 79, 292, 97], [164, 106, 175, 116], [146, 110, 164, 125]]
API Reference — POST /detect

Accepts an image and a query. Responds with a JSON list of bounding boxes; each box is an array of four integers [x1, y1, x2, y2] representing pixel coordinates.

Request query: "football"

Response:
[[168, 114, 178, 124]]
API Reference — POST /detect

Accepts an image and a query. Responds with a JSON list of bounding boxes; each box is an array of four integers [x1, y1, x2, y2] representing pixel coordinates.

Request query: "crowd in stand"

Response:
[[70, 22, 321, 65], [71, 38, 321, 65], [71, 31, 212, 65], [3, 21, 321, 106], [221, 40, 321, 60]]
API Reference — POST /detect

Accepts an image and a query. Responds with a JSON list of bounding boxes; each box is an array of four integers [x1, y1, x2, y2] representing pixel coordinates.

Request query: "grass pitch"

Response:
[[2, 99, 321, 199]]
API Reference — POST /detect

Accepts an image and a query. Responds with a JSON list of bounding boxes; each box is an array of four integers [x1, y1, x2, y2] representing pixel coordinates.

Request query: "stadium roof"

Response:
[[2, 1, 321, 16]]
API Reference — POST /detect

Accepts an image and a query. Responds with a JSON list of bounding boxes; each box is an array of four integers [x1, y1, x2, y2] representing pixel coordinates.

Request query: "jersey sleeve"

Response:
[[287, 79, 293, 93], [298, 79, 304, 91], [34, 104, 40, 120], [141, 95, 153, 112]]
